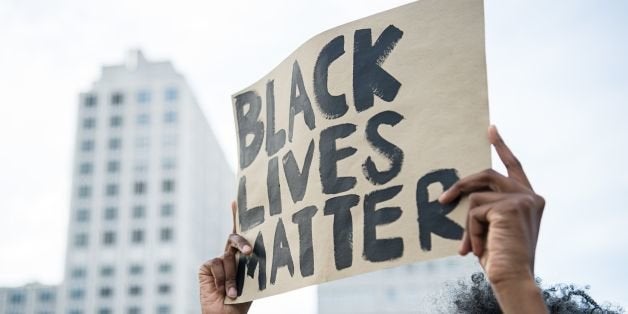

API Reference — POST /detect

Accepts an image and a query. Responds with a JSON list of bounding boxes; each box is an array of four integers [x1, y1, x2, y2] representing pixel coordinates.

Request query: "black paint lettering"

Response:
[[236, 231, 266, 295], [267, 157, 282, 216], [323, 194, 359, 270], [319, 123, 357, 195], [289, 61, 316, 142], [363, 110, 404, 185], [314, 35, 348, 119], [265, 80, 286, 156], [416, 169, 464, 251], [363, 185, 404, 262], [282, 140, 315, 203], [270, 218, 295, 284], [238, 176, 264, 232], [235, 91, 264, 169], [291, 205, 318, 277], [353, 25, 404, 112]]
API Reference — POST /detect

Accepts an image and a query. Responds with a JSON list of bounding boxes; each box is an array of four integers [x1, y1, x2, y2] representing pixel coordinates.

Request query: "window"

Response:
[[105, 184, 119, 196], [39, 291, 55, 302], [159, 228, 173, 242], [100, 266, 115, 277], [99, 308, 112, 314], [136, 114, 150, 125], [78, 185, 91, 198], [134, 161, 148, 173], [163, 111, 177, 123], [129, 264, 143, 275], [83, 118, 96, 129], [162, 158, 175, 170], [69, 288, 84, 300], [74, 233, 88, 247], [162, 180, 175, 193], [157, 284, 171, 294], [128, 285, 142, 296], [108, 138, 121, 150], [76, 209, 90, 222], [158, 263, 172, 274], [79, 163, 92, 175], [104, 207, 117, 220], [164, 87, 178, 102], [71, 267, 86, 279], [160, 204, 174, 217], [131, 229, 144, 244], [132, 206, 145, 219], [157, 305, 171, 314], [127, 307, 141, 314], [99, 286, 113, 298], [110, 116, 123, 127], [135, 137, 149, 149], [80, 140, 94, 152], [9, 292, 24, 304], [102, 231, 116, 245], [111, 92, 124, 105], [134, 182, 146, 195], [162, 135, 177, 147], [137, 90, 151, 104], [84, 94, 97, 107], [107, 160, 120, 173]]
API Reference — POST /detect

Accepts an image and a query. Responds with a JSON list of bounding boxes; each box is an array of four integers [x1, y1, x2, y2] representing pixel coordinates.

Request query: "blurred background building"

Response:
[[317, 256, 480, 313], [56, 50, 234, 314], [0, 283, 58, 314]]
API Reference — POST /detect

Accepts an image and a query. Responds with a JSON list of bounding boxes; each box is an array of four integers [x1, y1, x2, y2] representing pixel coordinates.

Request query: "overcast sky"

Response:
[[1, 0, 627, 312]]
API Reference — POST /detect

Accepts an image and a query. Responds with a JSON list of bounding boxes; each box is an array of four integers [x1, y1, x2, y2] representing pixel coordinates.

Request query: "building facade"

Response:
[[0, 283, 58, 314], [59, 51, 234, 314], [317, 256, 482, 313]]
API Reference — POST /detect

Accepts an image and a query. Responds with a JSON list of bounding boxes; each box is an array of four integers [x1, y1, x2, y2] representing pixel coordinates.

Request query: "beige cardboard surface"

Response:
[[229, 0, 490, 303]]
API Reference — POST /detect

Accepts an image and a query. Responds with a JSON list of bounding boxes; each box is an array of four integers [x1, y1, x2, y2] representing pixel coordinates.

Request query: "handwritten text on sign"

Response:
[[230, 0, 490, 302]]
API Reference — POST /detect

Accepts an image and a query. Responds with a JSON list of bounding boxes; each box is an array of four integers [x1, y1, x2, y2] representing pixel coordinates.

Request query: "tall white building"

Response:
[[60, 51, 234, 314], [318, 256, 482, 313]]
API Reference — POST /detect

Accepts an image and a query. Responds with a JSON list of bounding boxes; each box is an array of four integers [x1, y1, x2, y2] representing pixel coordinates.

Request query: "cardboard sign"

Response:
[[230, 0, 490, 303]]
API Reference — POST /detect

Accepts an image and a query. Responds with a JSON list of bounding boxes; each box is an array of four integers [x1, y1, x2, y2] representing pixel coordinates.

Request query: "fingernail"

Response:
[[438, 192, 447, 203], [243, 245, 252, 253], [228, 287, 237, 298]]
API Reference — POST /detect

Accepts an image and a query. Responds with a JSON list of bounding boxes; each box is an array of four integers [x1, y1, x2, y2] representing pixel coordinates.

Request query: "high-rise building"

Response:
[[59, 50, 234, 314], [317, 256, 482, 313], [0, 283, 58, 314]]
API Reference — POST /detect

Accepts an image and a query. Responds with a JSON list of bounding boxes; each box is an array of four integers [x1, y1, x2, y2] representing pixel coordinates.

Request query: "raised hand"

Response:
[[439, 126, 547, 313], [199, 202, 254, 314]]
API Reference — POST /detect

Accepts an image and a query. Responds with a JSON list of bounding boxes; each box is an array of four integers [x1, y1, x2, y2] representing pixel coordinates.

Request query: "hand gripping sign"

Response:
[[230, 0, 490, 303]]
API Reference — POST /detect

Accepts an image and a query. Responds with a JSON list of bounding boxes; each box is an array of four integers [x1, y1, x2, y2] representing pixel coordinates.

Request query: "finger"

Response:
[[223, 251, 238, 299], [198, 260, 217, 292], [469, 191, 509, 207], [225, 234, 253, 255], [459, 231, 472, 256], [468, 204, 491, 257], [461, 192, 507, 255], [489, 125, 532, 189], [459, 204, 472, 255], [439, 169, 510, 204], [231, 201, 237, 234], [210, 258, 226, 294]]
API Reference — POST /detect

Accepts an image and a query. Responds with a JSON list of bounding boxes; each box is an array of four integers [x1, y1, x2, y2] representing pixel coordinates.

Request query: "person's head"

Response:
[[444, 272, 624, 314]]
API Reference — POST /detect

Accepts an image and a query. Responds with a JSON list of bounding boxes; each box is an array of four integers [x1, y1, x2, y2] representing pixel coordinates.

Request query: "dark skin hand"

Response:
[[199, 202, 253, 314], [440, 125, 547, 313]]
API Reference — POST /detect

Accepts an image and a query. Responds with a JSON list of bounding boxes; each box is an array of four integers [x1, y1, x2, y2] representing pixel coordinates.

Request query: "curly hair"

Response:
[[444, 272, 624, 314]]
